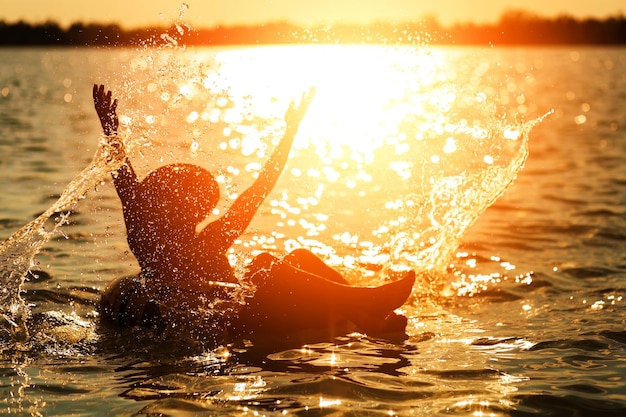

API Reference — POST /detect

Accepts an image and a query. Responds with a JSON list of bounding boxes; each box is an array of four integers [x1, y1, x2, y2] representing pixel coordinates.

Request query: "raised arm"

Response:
[[203, 88, 316, 249], [93, 84, 138, 205]]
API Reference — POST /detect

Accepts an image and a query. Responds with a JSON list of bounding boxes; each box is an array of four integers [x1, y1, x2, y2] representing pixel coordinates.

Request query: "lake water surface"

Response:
[[1, 45, 625, 416]]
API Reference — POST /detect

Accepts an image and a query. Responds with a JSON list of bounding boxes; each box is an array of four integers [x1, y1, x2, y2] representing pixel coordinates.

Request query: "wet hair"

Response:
[[138, 163, 219, 224]]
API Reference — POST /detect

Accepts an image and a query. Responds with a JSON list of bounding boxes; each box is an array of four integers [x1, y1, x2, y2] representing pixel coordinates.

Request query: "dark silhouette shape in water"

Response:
[[93, 84, 415, 343]]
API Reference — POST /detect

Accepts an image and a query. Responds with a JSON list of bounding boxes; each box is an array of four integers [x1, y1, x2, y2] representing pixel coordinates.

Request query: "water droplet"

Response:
[[443, 137, 456, 154]]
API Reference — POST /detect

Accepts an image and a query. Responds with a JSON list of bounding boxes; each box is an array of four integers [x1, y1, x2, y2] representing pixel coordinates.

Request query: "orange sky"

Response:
[[4, 0, 624, 28]]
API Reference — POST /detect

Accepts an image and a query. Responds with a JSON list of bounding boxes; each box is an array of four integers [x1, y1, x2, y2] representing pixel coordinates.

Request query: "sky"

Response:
[[4, 0, 624, 28]]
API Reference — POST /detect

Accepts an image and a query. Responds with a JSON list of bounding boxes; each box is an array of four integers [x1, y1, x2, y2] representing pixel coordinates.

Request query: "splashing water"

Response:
[[0, 136, 128, 345], [377, 115, 545, 275]]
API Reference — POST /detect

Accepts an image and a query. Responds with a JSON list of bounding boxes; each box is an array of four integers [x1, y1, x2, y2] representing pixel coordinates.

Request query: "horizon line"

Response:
[[3, 8, 626, 31]]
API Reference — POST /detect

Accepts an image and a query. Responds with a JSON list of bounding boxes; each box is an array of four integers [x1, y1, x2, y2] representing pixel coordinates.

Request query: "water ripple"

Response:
[[561, 266, 618, 279]]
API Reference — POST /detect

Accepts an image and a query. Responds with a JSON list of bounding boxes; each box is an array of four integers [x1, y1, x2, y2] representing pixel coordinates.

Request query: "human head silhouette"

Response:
[[137, 163, 219, 227]]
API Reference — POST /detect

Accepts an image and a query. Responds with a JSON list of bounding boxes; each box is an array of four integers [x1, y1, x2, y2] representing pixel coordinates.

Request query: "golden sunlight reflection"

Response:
[[212, 45, 445, 156], [450, 250, 535, 297], [116, 44, 541, 294], [227, 376, 267, 402], [319, 397, 342, 408]]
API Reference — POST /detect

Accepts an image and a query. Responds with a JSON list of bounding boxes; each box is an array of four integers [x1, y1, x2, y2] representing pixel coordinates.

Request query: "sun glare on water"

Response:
[[117, 44, 531, 284], [212, 45, 446, 155]]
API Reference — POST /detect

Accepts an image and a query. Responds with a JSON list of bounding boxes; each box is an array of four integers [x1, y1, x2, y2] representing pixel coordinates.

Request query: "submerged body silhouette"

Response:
[[93, 84, 414, 341]]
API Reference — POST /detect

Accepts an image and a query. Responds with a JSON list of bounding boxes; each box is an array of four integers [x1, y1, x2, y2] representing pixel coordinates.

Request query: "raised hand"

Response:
[[284, 87, 316, 133], [93, 84, 119, 136]]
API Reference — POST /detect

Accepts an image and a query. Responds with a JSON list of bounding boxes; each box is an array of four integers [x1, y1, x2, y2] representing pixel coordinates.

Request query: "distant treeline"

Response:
[[1, 10, 626, 47]]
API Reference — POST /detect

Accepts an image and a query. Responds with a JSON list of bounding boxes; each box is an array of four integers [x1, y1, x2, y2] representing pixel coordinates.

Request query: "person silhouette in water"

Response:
[[93, 84, 415, 340]]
